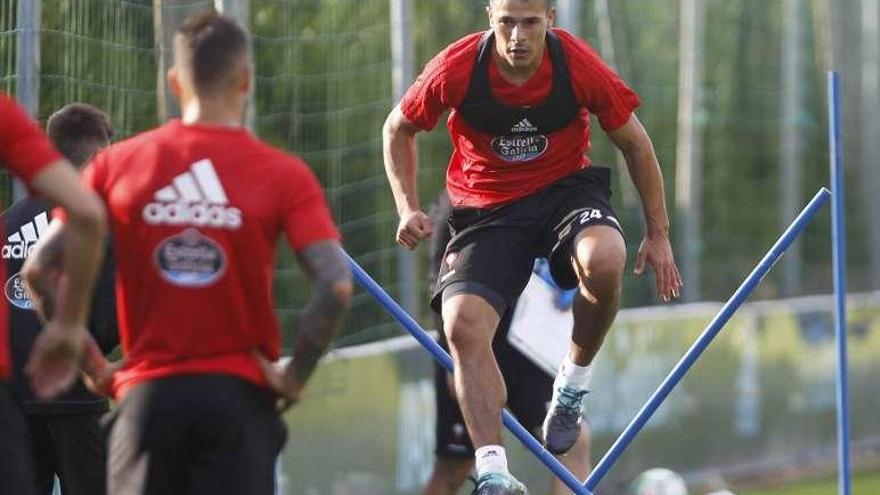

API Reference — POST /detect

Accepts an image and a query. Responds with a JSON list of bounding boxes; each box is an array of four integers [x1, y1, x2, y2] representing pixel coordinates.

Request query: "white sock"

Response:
[[475, 445, 508, 477], [558, 356, 593, 390]]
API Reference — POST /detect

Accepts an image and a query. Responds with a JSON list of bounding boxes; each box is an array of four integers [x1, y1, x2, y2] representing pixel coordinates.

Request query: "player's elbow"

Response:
[[327, 278, 354, 312], [383, 106, 418, 141], [305, 278, 353, 348], [65, 191, 107, 238]]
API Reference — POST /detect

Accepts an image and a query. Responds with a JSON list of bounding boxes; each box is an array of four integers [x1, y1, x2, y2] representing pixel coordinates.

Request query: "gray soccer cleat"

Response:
[[472, 472, 528, 495], [542, 384, 589, 454]]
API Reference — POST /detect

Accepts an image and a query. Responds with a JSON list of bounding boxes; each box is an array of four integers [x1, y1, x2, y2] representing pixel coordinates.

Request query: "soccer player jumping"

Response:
[[382, 1, 682, 492], [26, 11, 352, 495]]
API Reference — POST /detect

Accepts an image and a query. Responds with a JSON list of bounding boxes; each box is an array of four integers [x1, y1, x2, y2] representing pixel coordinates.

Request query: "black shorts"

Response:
[[27, 412, 107, 495], [0, 382, 36, 495], [107, 374, 287, 495], [434, 324, 553, 459], [432, 167, 623, 315]]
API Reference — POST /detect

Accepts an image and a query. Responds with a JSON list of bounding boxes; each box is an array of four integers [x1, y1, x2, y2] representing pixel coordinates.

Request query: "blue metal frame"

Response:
[[347, 188, 828, 494], [828, 70, 852, 495], [345, 252, 593, 495], [583, 188, 830, 491]]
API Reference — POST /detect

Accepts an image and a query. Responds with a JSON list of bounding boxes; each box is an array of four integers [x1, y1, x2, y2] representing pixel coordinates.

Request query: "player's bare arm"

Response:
[[21, 219, 65, 323], [607, 114, 683, 302], [259, 240, 352, 408], [22, 160, 107, 399], [383, 104, 434, 249], [22, 221, 116, 397]]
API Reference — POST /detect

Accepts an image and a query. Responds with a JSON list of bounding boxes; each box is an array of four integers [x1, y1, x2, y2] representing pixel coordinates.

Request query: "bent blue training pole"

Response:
[[828, 70, 852, 495], [583, 187, 831, 491], [344, 252, 593, 495]]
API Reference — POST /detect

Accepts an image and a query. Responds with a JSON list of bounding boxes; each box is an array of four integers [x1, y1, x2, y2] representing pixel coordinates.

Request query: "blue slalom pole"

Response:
[[344, 252, 593, 495], [828, 70, 852, 495], [584, 188, 831, 491]]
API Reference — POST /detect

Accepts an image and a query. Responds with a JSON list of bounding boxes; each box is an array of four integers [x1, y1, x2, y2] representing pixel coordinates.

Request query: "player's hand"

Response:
[[396, 208, 433, 250], [81, 334, 122, 398], [254, 352, 304, 412], [25, 322, 89, 399], [633, 231, 683, 302]]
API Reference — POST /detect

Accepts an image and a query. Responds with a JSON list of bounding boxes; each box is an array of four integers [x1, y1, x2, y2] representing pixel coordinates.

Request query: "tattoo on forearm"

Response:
[[291, 241, 352, 385]]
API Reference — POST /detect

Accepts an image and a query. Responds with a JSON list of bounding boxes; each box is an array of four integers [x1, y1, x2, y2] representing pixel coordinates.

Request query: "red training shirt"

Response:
[[77, 120, 340, 398], [0, 93, 60, 379], [401, 28, 640, 208]]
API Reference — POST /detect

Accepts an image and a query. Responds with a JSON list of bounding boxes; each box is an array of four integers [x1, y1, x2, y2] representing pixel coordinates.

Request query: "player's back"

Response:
[[87, 119, 338, 397]]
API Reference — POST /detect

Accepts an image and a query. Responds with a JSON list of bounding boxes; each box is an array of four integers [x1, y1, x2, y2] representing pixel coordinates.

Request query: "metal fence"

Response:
[[2, 0, 879, 349]]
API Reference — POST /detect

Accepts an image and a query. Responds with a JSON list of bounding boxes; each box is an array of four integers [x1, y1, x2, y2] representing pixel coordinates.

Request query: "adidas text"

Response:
[[1, 242, 35, 260], [143, 159, 242, 230], [143, 202, 242, 229], [2, 211, 49, 259]]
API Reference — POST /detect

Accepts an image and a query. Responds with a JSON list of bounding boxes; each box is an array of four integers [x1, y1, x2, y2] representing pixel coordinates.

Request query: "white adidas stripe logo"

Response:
[[511, 118, 537, 133], [142, 159, 242, 230], [2, 211, 50, 259], [7, 211, 49, 243], [154, 159, 229, 205]]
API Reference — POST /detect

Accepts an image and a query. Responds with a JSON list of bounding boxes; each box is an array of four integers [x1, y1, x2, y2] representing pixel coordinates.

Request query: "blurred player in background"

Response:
[[0, 93, 107, 495], [4, 103, 118, 495], [423, 192, 591, 495], [383, 0, 681, 491], [25, 11, 352, 495]]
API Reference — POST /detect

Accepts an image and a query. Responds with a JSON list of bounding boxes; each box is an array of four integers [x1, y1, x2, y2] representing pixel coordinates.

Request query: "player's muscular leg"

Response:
[[569, 225, 626, 366], [550, 423, 591, 494], [441, 294, 504, 447]]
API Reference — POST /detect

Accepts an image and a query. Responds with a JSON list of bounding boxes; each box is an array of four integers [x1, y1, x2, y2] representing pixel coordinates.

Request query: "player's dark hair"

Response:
[[46, 103, 113, 168], [489, 0, 554, 9], [174, 10, 250, 95]]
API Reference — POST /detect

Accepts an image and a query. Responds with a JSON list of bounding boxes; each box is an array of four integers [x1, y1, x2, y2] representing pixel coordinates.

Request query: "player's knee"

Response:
[[441, 295, 497, 352], [573, 230, 626, 292], [444, 310, 491, 352], [329, 279, 354, 310]]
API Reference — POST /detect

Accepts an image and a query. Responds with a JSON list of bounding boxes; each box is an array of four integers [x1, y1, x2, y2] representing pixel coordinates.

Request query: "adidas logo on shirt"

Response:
[[510, 118, 538, 133], [142, 159, 242, 230], [2, 211, 49, 259]]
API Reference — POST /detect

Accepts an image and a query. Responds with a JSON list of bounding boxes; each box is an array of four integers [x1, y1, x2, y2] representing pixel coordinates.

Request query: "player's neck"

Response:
[[179, 96, 246, 128]]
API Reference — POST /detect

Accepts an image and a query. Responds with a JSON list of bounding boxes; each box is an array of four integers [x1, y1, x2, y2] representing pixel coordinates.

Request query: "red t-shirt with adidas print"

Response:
[[400, 28, 640, 208], [0, 93, 61, 379], [77, 119, 340, 399]]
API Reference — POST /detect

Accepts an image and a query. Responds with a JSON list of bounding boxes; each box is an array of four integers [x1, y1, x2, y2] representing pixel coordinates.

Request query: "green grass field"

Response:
[[739, 470, 880, 495]]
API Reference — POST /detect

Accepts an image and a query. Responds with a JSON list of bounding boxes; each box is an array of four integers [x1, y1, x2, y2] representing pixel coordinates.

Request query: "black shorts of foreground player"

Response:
[[383, 0, 681, 492], [25, 11, 352, 495]]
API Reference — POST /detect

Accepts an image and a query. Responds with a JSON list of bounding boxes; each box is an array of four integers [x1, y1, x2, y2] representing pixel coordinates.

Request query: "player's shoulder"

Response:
[[442, 31, 484, 61], [0, 93, 37, 132], [244, 139, 324, 191], [248, 138, 310, 172], [97, 124, 168, 161], [425, 31, 484, 78], [551, 28, 602, 63], [0, 92, 22, 115]]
